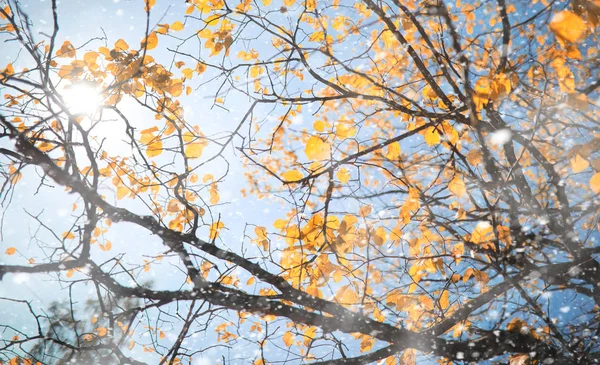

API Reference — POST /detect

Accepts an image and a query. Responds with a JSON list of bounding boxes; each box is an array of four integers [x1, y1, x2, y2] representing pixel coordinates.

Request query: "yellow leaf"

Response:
[[549, 10, 587, 43], [209, 184, 220, 204], [171, 21, 184, 31], [452, 320, 470, 338], [452, 243, 464, 264], [309, 31, 324, 42], [385, 356, 398, 365], [303, 326, 317, 346], [129, 340, 135, 350], [250, 65, 261, 78], [83, 51, 99, 64], [97, 327, 108, 337], [143, 32, 158, 50], [62, 232, 75, 240], [66, 269, 74, 278], [284, 0, 295, 6], [273, 219, 288, 230], [335, 119, 356, 138], [209, 221, 225, 240], [360, 336, 374, 353], [100, 241, 112, 251], [5, 247, 16, 255], [359, 205, 372, 217], [590, 173, 600, 194], [305, 136, 331, 160], [336, 168, 350, 184], [185, 142, 205, 159], [144, 0, 156, 11], [422, 85, 437, 99], [282, 331, 294, 347], [159, 331, 165, 339], [313, 120, 325, 132], [463, 268, 474, 282], [115, 39, 129, 51], [283, 169, 303, 181], [373, 226, 387, 245], [182, 68, 194, 79], [440, 289, 449, 310], [471, 221, 493, 244], [146, 140, 162, 157], [570, 154, 589, 172], [56, 41, 76, 58], [336, 285, 358, 304], [449, 175, 466, 197], [167, 200, 180, 213], [116, 185, 129, 200], [386, 142, 401, 160], [423, 127, 440, 145], [466, 148, 483, 165]]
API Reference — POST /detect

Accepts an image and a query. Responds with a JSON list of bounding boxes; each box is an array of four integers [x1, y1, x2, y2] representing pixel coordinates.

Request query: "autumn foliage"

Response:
[[0, 0, 599, 364]]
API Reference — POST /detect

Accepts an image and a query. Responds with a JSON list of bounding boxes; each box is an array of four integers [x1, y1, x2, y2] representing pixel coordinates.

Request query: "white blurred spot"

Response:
[[490, 129, 512, 145], [12, 273, 29, 284]]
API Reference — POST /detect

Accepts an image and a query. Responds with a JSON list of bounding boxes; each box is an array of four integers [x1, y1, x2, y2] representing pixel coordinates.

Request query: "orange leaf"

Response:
[[62, 232, 75, 240], [209, 221, 225, 240], [400, 349, 417, 365], [549, 10, 588, 43], [336, 285, 358, 304], [144, 0, 156, 11], [282, 331, 294, 347], [385, 355, 398, 365], [115, 39, 129, 51], [5, 247, 16, 255], [440, 289, 449, 310], [570, 154, 589, 172], [590, 173, 600, 194]]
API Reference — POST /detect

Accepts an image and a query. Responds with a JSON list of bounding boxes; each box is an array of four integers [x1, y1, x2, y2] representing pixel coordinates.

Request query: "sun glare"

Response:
[[62, 83, 101, 115]]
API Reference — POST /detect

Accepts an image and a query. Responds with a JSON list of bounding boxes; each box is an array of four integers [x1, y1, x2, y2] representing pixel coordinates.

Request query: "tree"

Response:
[[0, 0, 598, 363]]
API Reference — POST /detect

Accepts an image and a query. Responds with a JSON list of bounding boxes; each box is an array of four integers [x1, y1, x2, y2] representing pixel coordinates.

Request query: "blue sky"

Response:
[[1, 0, 599, 363]]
